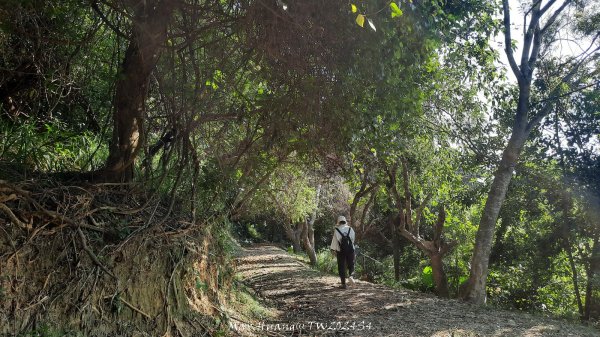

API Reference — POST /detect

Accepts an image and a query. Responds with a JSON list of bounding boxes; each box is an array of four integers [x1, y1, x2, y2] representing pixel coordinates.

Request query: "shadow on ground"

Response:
[[234, 245, 599, 337]]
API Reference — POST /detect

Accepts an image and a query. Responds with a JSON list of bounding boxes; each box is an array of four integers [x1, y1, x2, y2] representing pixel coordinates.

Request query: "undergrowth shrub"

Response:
[[0, 120, 107, 172], [316, 248, 337, 274]]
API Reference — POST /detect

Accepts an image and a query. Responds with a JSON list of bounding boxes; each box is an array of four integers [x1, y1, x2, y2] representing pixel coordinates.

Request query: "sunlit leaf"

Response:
[[351, 4, 357, 13], [368, 18, 376, 31], [356, 14, 365, 28], [390, 2, 403, 18]]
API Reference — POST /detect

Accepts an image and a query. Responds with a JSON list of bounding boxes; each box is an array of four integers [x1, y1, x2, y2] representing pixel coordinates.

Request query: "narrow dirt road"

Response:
[[234, 245, 599, 337]]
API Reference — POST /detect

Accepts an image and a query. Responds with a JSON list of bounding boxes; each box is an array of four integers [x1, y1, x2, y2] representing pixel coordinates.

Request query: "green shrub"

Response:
[[246, 223, 261, 240], [0, 120, 107, 173], [315, 248, 337, 274]]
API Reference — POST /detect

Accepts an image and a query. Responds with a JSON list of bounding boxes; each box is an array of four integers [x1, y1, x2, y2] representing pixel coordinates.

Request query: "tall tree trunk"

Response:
[[301, 184, 321, 265], [429, 253, 450, 298], [565, 235, 584, 318], [559, 194, 584, 317], [555, 111, 584, 318], [308, 184, 321, 248], [300, 220, 317, 265], [461, 129, 527, 303], [391, 215, 401, 282], [490, 217, 510, 265], [584, 235, 600, 320], [101, 0, 175, 182], [350, 171, 377, 228], [283, 222, 302, 254], [462, 0, 579, 305]]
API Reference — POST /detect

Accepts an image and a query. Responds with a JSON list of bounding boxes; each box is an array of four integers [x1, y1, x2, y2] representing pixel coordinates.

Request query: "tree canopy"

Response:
[[1, 0, 599, 334]]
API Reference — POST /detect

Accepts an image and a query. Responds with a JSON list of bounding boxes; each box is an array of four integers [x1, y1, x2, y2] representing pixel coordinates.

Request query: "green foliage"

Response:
[[0, 120, 107, 173], [315, 248, 337, 274], [195, 278, 208, 292], [421, 266, 434, 288], [484, 148, 598, 319], [246, 162, 319, 224], [0, 0, 597, 328], [231, 281, 274, 320], [390, 3, 403, 18], [245, 223, 262, 240], [536, 254, 584, 319]]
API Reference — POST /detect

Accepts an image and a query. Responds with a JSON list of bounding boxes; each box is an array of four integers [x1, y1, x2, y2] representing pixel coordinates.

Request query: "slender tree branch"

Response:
[[231, 152, 290, 218], [0, 203, 31, 230], [350, 170, 369, 222], [400, 158, 414, 234], [414, 193, 433, 229], [90, 0, 130, 40], [386, 164, 403, 210], [520, 2, 541, 72], [540, 0, 573, 36], [503, 0, 523, 82], [527, 41, 599, 132], [527, 19, 542, 74], [77, 227, 118, 280], [359, 190, 377, 236], [398, 227, 429, 252], [531, 79, 600, 107], [433, 204, 446, 246], [539, 0, 558, 16]]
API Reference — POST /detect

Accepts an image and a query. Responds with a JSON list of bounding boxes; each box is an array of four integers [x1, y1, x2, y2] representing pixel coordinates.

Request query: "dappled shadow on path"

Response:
[[235, 246, 599, 337]]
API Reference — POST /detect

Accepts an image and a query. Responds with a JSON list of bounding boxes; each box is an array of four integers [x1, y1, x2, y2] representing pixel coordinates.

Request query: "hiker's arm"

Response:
[[330, 231, 338, 255]]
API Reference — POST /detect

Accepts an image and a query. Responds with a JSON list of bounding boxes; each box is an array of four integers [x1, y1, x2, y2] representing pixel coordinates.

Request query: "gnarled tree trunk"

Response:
[[301, 184, 321, 265], [300, 220, 317, 265], [429, 252, 450, 298], [388, 160, 455, 298], [283, 222, 302, 254]]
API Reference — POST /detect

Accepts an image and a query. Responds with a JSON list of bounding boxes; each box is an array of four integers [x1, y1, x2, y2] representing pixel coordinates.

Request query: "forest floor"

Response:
[[232, 245, 600, 337]]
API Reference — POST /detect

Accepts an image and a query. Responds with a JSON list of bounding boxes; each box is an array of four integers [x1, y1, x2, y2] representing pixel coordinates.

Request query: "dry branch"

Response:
[[120, 297, 151, 320], [0, 202, 31, 230], [77, 227, 117, 280]]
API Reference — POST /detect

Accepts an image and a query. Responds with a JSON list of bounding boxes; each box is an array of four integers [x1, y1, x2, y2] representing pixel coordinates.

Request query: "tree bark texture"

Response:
[[102, 0, 175, 182], [584, 236, 600, 320], [283, 222, 302, 254], [301, 184, 321, 265], [300, 220, 317, 265], [461, 129, 528, 303], [429, 252, 450, 298], [391, 215, 401, 282]]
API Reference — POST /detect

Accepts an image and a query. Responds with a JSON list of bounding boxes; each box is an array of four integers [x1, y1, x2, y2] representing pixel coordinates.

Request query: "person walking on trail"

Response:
[[330, 215, 356, 289]]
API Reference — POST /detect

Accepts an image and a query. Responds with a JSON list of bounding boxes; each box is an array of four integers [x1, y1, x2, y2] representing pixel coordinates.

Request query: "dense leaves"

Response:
[[0, 0, 599, 330]]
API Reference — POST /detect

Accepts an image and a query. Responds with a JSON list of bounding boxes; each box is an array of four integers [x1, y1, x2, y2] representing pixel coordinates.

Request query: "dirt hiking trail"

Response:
[[234, 245, 599, 337]]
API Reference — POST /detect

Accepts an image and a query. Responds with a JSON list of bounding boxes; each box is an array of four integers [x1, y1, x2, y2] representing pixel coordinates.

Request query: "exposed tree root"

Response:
[[0, 202, 31, 230], [0, 179, 234, 336], [120, 297, 151, 320], [76, 227, 118, 280]]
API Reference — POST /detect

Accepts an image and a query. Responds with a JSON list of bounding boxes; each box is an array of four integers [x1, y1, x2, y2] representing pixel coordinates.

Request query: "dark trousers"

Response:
[[336, 251, 355, 285]]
